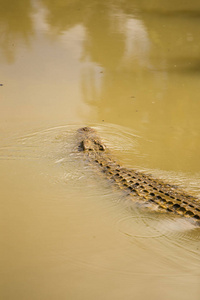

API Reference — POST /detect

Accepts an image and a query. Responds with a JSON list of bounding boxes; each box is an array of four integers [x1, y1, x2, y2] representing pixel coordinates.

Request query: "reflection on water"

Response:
[[0, 0, 200, 299], [0, 0, 33, 63]]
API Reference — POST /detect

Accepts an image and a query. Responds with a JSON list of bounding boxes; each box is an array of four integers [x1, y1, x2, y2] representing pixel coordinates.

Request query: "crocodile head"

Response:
[[77, 127, 106, 152]]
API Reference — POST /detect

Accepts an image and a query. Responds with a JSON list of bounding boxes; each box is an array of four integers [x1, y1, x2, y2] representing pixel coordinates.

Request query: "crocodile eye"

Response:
[[85, 140, 93, 150], [79, 140, 89, 151], [99, 144, 105, 151], [93, 140, 105, 151]]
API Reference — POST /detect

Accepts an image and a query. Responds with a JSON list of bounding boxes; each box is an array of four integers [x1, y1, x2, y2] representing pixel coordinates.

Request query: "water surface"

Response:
[[0, 1, 200, 299]]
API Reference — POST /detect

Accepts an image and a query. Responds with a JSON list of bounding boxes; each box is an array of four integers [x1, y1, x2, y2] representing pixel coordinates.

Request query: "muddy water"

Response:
[[0, 1, 200, 299]]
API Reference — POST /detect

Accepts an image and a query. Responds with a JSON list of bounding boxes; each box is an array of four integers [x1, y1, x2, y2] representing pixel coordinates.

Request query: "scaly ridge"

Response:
[[77, 127, 200, 223]]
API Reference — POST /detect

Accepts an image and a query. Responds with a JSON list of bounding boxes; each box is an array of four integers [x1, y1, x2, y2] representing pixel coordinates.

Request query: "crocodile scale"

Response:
[[77, 127, 200, 223]]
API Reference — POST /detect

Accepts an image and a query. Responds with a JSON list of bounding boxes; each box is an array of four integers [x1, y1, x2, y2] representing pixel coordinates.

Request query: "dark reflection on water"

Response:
[[0, 0, 33, 62], [0, 0, 200, 68]]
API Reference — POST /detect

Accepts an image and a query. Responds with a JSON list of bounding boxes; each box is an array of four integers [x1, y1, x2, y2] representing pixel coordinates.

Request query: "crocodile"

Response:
[[77, 126, 200, 224]]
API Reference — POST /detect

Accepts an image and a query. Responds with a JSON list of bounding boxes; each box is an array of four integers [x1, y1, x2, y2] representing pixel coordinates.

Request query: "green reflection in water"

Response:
[[0, 0, 199, 171], [0, 0, 34, 62]]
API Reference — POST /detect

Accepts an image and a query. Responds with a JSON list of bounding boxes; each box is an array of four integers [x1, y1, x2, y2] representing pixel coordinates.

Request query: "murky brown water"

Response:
[[0, 1, 200, 299]]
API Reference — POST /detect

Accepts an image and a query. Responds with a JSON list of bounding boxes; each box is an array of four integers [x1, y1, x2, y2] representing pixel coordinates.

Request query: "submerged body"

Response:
[[77, 127, 200, 224]]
